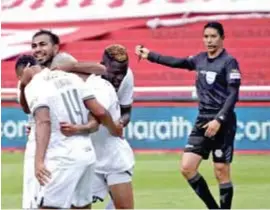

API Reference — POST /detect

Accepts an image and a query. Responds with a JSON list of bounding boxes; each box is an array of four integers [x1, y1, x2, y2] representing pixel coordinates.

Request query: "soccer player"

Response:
[[135, 21, 241, 209], [91, 44, 135, 209], [16, 55, 122, 209], [101, 44, 134, 128], [101, 44, 134, 210], [61, 75, 135, 209]]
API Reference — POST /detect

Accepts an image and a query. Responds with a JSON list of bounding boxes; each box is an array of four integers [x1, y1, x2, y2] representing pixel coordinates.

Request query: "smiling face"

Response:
[[203, 27, 224, 56], [31, 34, 59, 67]]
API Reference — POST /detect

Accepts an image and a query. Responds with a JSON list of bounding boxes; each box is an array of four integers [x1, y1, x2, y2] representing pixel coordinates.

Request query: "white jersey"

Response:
[[16, 81, 36, 158], [18, 52, 77, 159], [117, 68, 134, 106], [86, 75, 134, 174], [25, 69, 96, 167]]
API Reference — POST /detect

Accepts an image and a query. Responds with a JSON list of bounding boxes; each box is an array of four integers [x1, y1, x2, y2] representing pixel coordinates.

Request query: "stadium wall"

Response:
[[2, 101, 270, 152]]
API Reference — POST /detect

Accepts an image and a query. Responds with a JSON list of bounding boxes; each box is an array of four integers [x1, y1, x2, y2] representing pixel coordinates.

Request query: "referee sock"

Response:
[[188, 173, 219, 209], [220, 182, 233, 209]]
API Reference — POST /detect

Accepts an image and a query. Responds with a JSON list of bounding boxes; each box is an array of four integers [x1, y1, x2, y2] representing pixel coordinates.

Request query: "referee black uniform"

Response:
[[148, 49, 241, 162]]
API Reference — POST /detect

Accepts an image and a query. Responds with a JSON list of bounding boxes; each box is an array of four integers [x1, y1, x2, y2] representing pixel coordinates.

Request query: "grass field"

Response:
[[2, 152, 270, 209]]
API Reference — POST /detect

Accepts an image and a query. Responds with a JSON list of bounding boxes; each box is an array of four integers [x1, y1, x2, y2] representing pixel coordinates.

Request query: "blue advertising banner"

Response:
[[1, 106, 270, 150], [125, 107, 270, 150], [1, 107, 29, 148]]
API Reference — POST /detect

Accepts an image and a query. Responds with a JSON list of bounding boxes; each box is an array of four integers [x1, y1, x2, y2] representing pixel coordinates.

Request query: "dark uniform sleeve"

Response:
[[215, 58, 241, 123], [147, 51, 196, 70]]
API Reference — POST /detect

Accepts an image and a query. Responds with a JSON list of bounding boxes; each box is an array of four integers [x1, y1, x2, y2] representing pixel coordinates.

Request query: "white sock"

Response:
[[105, 199, 115, 210]]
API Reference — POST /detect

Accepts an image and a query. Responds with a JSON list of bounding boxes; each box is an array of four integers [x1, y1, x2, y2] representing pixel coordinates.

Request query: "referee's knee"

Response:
[[214, 163, 231, 183], [180, 164, 198, 179]]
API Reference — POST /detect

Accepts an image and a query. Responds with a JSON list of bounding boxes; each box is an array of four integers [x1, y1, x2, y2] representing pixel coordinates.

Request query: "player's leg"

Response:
[[181, 118, 219, 209], [212, 114, 237, 209], [36, 163, 86, 209], [214, 162, 233, 209], [107, 170, 134, 209], [72, 163, 96, 209]]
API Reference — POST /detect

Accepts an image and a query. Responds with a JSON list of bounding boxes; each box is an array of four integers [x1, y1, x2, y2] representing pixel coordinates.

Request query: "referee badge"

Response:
[[215, 149, 223, 158], [206, 71, 217, 85], [229, 69, 241, 79]]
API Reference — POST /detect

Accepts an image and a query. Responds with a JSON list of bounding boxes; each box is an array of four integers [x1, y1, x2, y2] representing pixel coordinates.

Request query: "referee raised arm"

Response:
[[135, 21, 241, 209]]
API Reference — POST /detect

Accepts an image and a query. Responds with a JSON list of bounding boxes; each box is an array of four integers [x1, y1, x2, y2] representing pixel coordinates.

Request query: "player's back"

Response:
[[86, 75, 134, 174], [26, 70, 95, 167], [45, 71, 88, 131]]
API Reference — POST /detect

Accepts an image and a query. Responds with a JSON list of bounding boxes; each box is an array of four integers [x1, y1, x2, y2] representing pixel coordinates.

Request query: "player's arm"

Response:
[[215, 58, 241, 123], [135, 45, 196, 70], [24, 81, 51, 165], [84, 98, 122, 137], [119, 74, 134, 126], [60, 114, 99, 136], [120, 106, 132, 127], [51, 52, 106, 75], [76, 114, 99, 134], [18, 67, 35, 114], [58, 61, 107, 75], [19, 84, 31, 114], [33, 106, 51, 185], [34, 106, 51, 164], [119, 69, 134, 127]]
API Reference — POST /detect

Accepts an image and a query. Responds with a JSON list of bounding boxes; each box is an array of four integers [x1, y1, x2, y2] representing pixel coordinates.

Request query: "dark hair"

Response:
[[32, 29, 60, 45], [15, 54, 37, 75], [204, 21, 224, 38]]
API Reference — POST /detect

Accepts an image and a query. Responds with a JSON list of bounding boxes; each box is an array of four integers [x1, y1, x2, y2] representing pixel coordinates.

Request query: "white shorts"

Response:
[[22, 157, 39, 209], [92, 169, 133, 203], [36, 163, 95, 208]]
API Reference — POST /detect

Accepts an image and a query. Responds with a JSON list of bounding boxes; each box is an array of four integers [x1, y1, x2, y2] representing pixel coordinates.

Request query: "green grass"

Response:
[[2, 152, 270, 209]]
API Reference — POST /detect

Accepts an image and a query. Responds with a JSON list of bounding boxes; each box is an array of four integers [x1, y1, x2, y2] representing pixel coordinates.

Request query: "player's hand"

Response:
[[110, 121, 124, 138], [21, 64, 41, 85], [202, 120, 221, 138], [25, 125, 31, 136], [135, 45, 150, 59], [35, 161, 51, 186], [60, 122, 79, 136], [20, 63, 32, 85], [117, 119, 125, 126]]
